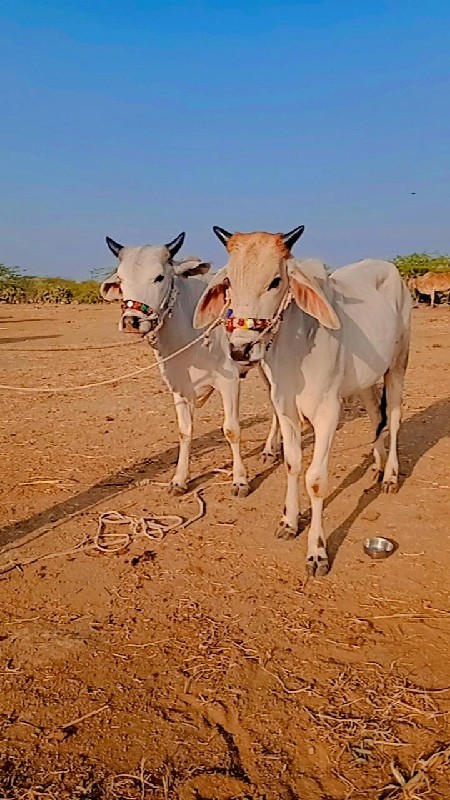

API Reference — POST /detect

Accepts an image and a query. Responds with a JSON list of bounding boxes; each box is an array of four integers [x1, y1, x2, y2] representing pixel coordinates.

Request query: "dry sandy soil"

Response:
[[0, 303, 449, 800]]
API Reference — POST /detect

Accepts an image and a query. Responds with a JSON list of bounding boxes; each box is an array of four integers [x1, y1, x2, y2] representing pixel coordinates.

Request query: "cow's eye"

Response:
[[154, 274, 164, 283], [268, 276, 281, 290]]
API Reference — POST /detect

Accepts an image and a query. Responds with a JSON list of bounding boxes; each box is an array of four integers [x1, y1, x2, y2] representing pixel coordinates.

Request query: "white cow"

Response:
[[101, 233, 280, 495], [194, 226, 411, 576]]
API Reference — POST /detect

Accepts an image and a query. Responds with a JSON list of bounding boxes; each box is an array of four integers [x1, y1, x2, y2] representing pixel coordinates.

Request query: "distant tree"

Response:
[[90, 266, 112, 282], [393, 252, 450, 278], [0, 263, 22, 282]]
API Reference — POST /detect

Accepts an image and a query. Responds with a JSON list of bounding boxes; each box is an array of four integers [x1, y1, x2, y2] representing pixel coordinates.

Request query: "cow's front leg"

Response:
[[275, 407, 302, 540], [219, 379, 250, 497], [170, 393, 194, 494], [305, 400, 341, 576]]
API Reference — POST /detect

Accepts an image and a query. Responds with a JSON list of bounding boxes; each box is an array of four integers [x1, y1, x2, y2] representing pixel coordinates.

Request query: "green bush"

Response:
[[0, 270, 102, 304], [0, 283, 27, 303], [2, 252, 450, 304], [393, 252, 450, 278], [72, 280, 102, 304]]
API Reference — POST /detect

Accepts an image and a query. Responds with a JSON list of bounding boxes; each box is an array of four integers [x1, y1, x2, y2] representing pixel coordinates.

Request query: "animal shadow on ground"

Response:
[[326, 397, 450, 566], [0, 414, 269, 550], [0, 317, 54, 324], [0, 335, 61, 345]]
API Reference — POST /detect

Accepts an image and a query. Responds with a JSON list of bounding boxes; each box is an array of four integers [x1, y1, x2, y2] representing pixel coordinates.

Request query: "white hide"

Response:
[[196, 250, 411, 576], [101, 245, 280, 494]]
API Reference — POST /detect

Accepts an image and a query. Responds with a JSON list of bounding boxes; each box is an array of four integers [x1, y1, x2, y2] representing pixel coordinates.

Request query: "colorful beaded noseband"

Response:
[[121, 299, 154, 316], [225, 309, 272, 333]]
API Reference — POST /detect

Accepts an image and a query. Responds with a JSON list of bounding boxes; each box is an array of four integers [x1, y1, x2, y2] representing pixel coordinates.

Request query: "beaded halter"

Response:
[[224, 310, 272, 333], [121, 280, 178, 344], [121, 299, 153, 316], [223, 291, 293, 353]]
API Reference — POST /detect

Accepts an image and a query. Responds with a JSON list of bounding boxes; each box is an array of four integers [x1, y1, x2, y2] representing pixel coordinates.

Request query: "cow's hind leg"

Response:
[[259, 366, 282, 461], [262, 413, 282, 462], [360, 386, 387, 481], [218, 378, 250, 497], [382, 372, 404, 493], [170, 393, 194, 494], [382, 345, 409, 493], [305, 399, 341, 576]]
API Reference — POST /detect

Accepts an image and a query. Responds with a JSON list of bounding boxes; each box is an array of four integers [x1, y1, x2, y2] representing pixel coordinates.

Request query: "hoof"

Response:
[[306, 554, 330, 577], [275, 521, 298, 540], [371, 467, 384, 484], [382, 479, 399, 494], [169, 482, 188, 496], [262, 449, 281, 465], [231, 482, 250, 498]]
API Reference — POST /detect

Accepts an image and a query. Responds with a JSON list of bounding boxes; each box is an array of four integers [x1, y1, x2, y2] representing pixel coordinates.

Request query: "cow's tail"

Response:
[[375, 384, 387, 439]]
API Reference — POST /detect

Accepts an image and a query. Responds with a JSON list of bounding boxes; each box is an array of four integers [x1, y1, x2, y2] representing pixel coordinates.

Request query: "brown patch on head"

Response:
[[227, 232, 290, 258], [318, 536, 325, 549], [225, 233, 290, 285]]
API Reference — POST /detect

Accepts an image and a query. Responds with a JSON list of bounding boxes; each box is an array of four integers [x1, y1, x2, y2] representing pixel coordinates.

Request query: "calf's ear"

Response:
[[100, 272, 122, 302], [174, 260, 211, 278], [193, 267, 228, 328], [288, 261, 340, 330]]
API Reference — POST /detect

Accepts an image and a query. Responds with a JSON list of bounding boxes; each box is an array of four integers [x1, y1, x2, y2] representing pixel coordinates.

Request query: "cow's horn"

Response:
[[106, 236, 124, 258], [281, 225, 305, 250], [165, 232, 186, 258], [212, 226, 233, 246]]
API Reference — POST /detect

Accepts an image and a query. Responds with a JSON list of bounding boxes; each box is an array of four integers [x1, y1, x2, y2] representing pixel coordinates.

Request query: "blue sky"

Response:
[[0, 0, 449, 277]]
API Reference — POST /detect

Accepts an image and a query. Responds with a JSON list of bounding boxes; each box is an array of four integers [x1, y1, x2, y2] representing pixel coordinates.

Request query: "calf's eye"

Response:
[[268, 276, 281, 290], [154, 274, 164, 283]]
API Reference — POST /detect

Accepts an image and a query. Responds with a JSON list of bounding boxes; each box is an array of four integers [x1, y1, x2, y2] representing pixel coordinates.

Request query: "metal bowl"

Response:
[[363, 537, 395, 560]]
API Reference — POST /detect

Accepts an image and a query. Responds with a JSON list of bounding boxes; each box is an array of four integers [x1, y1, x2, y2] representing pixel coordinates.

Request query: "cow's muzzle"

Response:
[[230, 342, 254, 363], [229, 341, 266, 365], [120, 313, 157, 335]]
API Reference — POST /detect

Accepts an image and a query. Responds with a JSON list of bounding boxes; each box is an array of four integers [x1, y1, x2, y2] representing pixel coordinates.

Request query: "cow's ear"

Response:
[[288, 261, 340, 330], [174, 260, 211, 278], [193, 267, 228, 328], [100, 272, 123, 301]]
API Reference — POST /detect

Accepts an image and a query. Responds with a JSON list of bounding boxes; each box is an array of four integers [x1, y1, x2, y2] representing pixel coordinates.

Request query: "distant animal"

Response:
[[194, 226, 411, 576], [100, 233, 280, 496], [407, 272, 450, 307]]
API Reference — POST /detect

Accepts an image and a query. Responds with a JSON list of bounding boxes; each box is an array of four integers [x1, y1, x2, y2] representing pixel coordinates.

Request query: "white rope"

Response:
[[0, 490, 206, 576], [0, 339, 143, 353], [95, 490, 205, 552], [95, 510, 183, 550], [0, 314, 224, 394]]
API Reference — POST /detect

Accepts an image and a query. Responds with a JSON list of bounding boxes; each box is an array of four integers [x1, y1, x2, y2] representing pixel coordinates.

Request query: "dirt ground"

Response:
[[0, 303, 449, 800]]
